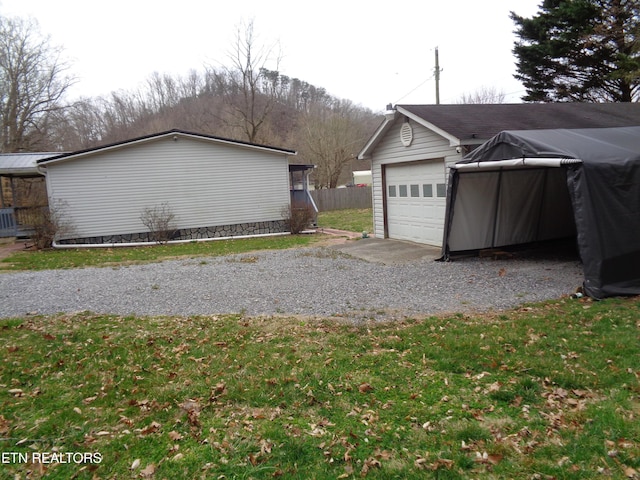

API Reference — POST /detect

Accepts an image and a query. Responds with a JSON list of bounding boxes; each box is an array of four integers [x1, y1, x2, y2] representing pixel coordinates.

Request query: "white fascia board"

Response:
[[178, 132, 297, 156], [357, 115, 395, 160], [453, 157, 582, 171], [395, 106, 462, 147]]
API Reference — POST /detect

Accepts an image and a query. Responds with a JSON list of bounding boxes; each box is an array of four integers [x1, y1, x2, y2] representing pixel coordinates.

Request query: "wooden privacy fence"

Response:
[[310, 187, 372, 211]]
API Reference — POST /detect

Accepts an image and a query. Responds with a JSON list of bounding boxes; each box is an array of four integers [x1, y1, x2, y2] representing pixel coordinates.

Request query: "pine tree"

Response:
[[511, 0, 640, 102]]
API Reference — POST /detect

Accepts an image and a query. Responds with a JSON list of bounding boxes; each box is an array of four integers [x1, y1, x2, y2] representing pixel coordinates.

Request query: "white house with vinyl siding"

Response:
[[37, 129, 296, 246]]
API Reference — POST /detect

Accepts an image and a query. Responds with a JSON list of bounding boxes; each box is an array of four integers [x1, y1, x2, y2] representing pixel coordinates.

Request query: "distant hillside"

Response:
[[47, 69, 381, 188]]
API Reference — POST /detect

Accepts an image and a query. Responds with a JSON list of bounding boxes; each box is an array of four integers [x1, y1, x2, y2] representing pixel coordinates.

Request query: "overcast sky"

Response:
[[0, 0, 542, 112]]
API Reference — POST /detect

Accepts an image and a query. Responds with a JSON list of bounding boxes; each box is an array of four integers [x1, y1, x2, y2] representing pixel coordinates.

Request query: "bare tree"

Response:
[[457, 86, 506, 104], [0, 15, 75, 152], [48, 97, 108, 150], [211, 19, 283, 144], [301, 101, 372, 189]]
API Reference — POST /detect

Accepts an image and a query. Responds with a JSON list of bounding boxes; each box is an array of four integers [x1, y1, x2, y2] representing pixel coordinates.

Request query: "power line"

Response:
[[393, 74, 435, 104]]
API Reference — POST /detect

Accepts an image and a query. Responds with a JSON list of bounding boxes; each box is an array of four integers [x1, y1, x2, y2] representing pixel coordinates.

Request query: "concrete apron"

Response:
[[330, 237, 441, 265]]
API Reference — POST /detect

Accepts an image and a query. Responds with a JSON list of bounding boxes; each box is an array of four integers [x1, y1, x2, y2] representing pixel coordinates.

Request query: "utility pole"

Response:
[[435, 47, 441, 105]]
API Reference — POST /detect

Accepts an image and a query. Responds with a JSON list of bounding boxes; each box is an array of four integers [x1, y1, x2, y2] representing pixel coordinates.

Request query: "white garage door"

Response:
[[385, 160, 447, 246]]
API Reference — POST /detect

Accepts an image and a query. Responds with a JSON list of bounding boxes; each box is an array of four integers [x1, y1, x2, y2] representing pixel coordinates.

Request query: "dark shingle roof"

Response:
[[398, 103, 640, 142]]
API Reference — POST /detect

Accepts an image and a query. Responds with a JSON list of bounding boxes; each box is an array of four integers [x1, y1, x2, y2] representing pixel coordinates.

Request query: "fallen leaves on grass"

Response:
[[140, 463, 156, 477], [2, 303, 639, 479], [0, 415, 9, 435], [140, 421, 161, 435], [358, 383, 374, 393]]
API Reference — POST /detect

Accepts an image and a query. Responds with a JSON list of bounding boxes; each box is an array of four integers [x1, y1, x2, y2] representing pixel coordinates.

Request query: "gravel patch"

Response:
[[0, 245, 585, 322]]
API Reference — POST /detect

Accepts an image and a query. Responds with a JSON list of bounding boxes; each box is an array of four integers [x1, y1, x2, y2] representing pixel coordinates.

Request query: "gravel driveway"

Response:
[[0, 240, 585, 322]]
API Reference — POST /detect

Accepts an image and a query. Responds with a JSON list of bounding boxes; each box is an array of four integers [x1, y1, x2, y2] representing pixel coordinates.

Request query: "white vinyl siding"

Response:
[[371, 118, 462, 246], [45, 136, 291, 240]]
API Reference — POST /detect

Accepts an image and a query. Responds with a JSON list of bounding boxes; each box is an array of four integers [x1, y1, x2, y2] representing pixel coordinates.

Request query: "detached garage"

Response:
[[358, 106, 469, 247], [37, 130, 296, 246], [359, 103, 640, 247], [442, 126, 640, 299]]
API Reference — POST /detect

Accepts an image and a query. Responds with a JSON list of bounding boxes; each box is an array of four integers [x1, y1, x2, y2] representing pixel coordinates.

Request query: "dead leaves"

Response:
[[139, 463, 156, 478], [360, 455, 382, 476], [307, 418, 335, 437], [127, 429, 189, 477], [246, 439, 274, 467], [0, 415, 9, 435], [179, 399, 201, 426], [414, 455, 455, 471], [543, 384, 592, 410], [210, 382, 227, 402], [605, 439, 640, 479], [140, 421, 161, 435], [474, 451, 503, 466], [622, 466, 639, 479], [358, 382, 374, 394]]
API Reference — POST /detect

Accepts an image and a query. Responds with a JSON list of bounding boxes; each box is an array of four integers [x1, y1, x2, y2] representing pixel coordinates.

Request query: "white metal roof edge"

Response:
[[357, 116, 394, 160]]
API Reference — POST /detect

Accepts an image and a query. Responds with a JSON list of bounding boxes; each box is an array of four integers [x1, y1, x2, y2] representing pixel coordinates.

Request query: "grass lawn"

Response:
[[317, 208, 373, 234], [1, 297, 638, 479], [0, 209, 372, 272], [0, 235, 319, 272]]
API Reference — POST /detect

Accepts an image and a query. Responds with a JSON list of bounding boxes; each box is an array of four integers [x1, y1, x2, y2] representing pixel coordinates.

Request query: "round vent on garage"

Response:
[[400, 121, 413, 147]]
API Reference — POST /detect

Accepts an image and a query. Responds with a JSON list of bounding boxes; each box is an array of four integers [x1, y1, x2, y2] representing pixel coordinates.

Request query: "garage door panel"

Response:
[[385, 161, 446, 246]]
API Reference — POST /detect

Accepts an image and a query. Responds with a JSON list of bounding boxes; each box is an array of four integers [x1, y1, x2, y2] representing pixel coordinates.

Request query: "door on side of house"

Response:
[[384, 160, 447, 246]]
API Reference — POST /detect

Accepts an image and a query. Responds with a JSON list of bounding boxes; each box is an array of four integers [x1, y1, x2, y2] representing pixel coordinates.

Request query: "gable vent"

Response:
[[400, 122, 413, 147]]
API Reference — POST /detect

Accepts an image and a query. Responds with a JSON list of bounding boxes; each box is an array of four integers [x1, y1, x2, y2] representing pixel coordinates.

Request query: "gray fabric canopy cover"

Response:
[[442, 126, 640, 299]]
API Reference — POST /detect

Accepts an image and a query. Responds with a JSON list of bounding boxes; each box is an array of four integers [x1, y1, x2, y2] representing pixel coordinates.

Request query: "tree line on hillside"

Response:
[[0, 17, 379, 188], [0, 2, 638, 186]]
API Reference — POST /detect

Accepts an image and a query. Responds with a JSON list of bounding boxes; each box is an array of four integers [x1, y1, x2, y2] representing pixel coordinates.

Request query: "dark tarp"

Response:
[[441, 126, 640, 299]]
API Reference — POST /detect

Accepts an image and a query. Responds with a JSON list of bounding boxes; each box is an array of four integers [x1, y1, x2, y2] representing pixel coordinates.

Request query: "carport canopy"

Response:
[[441, 126, 640, 299]]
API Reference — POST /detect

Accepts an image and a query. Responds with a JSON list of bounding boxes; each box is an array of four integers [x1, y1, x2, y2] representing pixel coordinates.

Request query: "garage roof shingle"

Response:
[[398, 103, 640, 142]]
